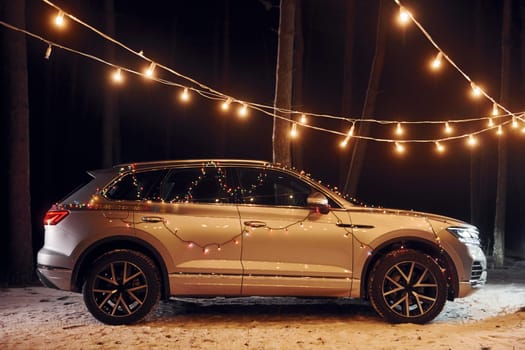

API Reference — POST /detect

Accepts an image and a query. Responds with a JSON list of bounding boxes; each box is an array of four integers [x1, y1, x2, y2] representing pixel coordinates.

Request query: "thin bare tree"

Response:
[[273, 0, 295, 167]]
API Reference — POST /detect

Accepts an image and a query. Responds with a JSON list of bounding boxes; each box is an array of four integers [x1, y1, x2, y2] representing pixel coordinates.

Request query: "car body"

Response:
[[37, 159, 487, 325]]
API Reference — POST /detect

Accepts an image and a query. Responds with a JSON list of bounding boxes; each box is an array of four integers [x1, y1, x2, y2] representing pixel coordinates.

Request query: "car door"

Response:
[[235, 167, 354, 297], [130, 166, 244, 296]]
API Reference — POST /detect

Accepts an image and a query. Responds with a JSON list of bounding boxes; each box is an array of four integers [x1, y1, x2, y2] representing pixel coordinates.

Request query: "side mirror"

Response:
[[307, 192, 330, 215]]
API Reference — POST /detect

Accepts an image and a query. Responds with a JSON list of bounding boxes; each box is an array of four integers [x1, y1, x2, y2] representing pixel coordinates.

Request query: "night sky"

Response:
[[2, 0, 524, 256]]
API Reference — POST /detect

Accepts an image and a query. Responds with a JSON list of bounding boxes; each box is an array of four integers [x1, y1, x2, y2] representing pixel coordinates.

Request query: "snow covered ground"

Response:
[[1, 261, 524, 350]]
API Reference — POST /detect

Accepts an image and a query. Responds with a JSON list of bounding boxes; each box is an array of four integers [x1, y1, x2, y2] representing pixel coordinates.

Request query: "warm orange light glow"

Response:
[[395, 142, 405, 153], [398, 7, 411, 25], [290, 123, 298, 138], [467, 134, 477, 147], [221, 98, 232, 111], [444, 122, 452, 134], [44, 45, 52, 59], [145, 62, 156, 78], [512, 116, 518, 128], [470, 82, 482, 98], [492, 103, 499, 116], [238, 103, 248, 117], [488, 118, 494, 127], [395, 122, 403, 136], [435, 141, 445, 153], [300, 114, 307, 124], [431, 52, 443, 70], [496, 125, 503, 136], [54, 11, 65, 27], [340, 124, 355, 148], [112, 68, 123, 83], [180, 87, 190, 102]]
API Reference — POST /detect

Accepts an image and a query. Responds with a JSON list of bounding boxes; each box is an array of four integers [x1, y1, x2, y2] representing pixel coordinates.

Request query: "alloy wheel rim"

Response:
[[381, 260, 439, 318], [92, 261, 149, 317]]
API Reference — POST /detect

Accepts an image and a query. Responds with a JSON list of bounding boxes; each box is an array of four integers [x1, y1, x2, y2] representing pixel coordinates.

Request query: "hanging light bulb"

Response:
[[398, 6, 411, 25], [395, 142, 405, 154], [300, 114, 307, 125], [431, 52, 444, 70], [496, 125, 503, 136], [54, 10, 65, 27], [435, 141, 445, 153], [467, 134, 477, 147], [290, 123, 298, 138], [488, 118, 494, 127], [470, 82, 482, 98], [395, 122, 403, 136], [492, 103, 499, 116], [444, 122, 453, 134], [238, 103, 248, 117], [340, 123, 355, 148], [180, 87, 190, 102], [221, 98, 232, 111], [112, 68, 123, 83], [44, 44, 52, 59], [145, 62, 156, 78], [512, 116, 518, 128]]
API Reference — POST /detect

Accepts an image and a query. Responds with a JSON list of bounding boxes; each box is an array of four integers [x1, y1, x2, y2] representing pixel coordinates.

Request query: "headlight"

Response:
[[447, 226, 480, 245]]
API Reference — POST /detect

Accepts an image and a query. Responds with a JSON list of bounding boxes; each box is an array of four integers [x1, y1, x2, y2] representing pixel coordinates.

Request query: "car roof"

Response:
[[113, 159, 273, 171]]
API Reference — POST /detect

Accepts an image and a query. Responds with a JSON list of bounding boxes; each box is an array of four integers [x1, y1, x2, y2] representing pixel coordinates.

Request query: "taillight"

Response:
[[44, 210, 69, 225]]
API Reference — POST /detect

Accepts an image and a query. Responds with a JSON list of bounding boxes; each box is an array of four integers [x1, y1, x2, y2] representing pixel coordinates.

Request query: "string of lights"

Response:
[[1, 1, 524, 153]]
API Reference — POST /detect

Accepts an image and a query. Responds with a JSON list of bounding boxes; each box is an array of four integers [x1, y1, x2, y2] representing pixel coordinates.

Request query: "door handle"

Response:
[[141, 216, 164, 223], [244, 220, 267, 228]]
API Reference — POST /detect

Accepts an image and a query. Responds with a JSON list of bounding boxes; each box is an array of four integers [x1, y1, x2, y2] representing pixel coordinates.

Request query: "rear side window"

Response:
[[104, 170, 167, 201]]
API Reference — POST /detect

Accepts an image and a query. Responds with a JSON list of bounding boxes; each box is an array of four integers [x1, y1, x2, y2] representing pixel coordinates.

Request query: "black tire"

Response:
[[82, 249, 161, 325], [368, 249, 447, 324]]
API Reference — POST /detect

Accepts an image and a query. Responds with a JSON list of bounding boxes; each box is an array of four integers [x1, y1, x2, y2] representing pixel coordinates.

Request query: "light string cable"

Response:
[[394, 0, 522, 123], [42, 0, 523, 132]]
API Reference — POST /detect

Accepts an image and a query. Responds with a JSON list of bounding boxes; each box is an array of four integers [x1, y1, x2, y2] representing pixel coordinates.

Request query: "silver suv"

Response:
[[37, 159, 486, 325]]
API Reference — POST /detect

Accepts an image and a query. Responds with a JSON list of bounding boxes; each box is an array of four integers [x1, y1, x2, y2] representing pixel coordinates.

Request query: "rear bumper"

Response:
[[36, 264, 73, 291]]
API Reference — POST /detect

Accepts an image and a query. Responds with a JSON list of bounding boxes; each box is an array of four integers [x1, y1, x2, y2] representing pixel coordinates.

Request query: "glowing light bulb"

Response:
[[492, 103, 499, 116], [395, 142, 405, 153], [221, 98, 232, 111], [512, 116, 518, 128], [467, 134, 477, 147], [290, 123, 298, 138], [180, 87, 190, 102], [431, 52, 443, 70], [44, 44, 52, 59], [444, 122, 452, 134], [55, 10, 65, 27], [398, 7, 411, 25], [238, 103, 248, 117], [470, 82, 482, 98], [488, 118, 494, 127], [395, 122, 403, 136], [340, 123, 355, 148], [145, 62, 156, 78], [300, 114, 307, 124], [112, 68, 123, 83], [496, 125, 503, 136], [435, 141, 445, 153]]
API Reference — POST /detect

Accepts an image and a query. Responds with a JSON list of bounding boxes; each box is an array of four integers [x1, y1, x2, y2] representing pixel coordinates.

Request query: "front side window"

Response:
[[237, 168, 312, 207]]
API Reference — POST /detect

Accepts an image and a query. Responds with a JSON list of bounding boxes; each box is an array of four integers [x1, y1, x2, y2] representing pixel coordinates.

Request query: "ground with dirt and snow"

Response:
[[1, 262, 525, 350]]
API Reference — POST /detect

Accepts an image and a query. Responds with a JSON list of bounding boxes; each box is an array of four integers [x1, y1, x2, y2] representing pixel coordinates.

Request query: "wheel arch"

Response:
[[360, 237, 459, 301], [71, 236, 170, 299]]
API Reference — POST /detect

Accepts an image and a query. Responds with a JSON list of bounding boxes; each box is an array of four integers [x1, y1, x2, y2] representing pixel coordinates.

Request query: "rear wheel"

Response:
[[368, 249, 447, 324], [83, 249, 160, 325]]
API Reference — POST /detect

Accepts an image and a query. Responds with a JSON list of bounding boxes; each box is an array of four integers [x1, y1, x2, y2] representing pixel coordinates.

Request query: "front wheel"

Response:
[[368, 249, 447, 324], [83, 249, 161, 325]]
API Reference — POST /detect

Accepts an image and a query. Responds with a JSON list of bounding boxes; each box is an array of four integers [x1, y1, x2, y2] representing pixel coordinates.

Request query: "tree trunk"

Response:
[[291, 0, 304, 170], [272, 0, 295, 167], [339, 0, 357, 186], [344, 0, 389, 195], [0, 0, 34, 285], [102, 0, 119, 167], [492, 0, 511, 268]]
